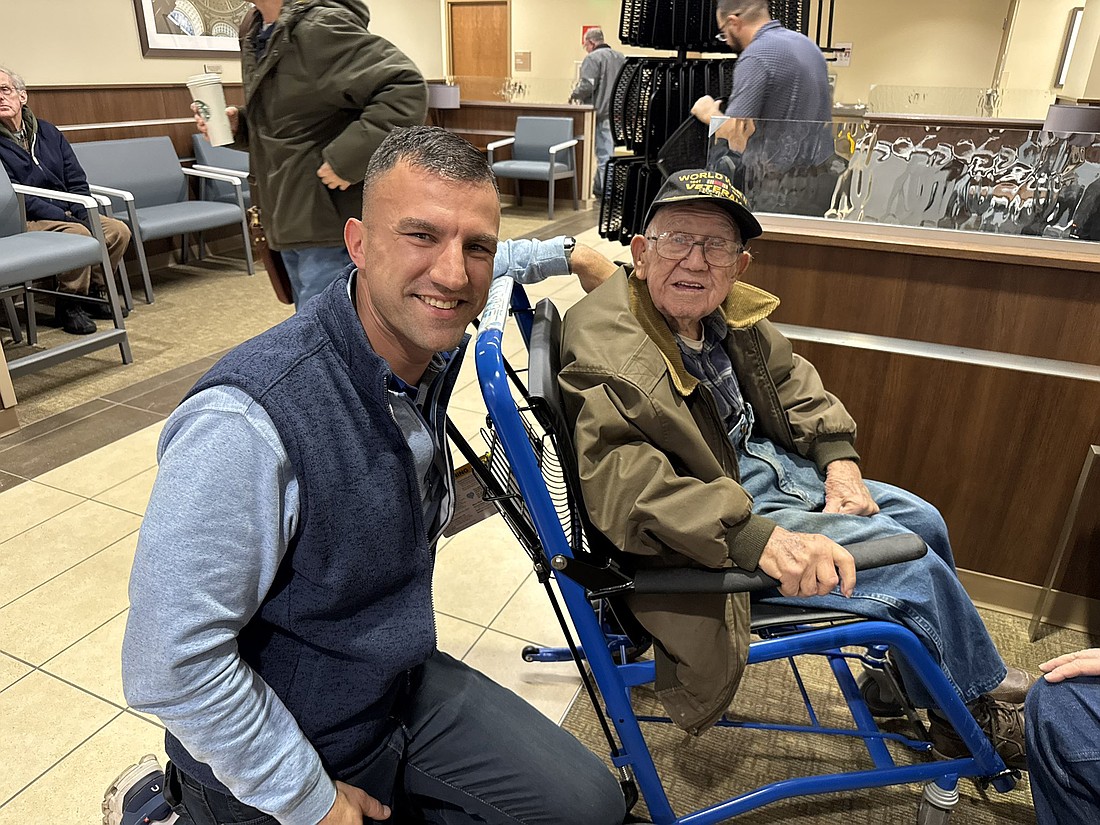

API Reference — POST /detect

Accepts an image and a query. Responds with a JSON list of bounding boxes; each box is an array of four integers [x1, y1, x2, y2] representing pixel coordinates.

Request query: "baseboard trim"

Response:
[[958, 568, 1100, 635]]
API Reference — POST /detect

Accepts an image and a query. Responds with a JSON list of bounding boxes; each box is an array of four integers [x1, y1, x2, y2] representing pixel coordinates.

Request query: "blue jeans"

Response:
[[594, 117, 615, 197], [1026, 675, 1100, 825], [281, 245, 352, 310], [739, 436, 1006, 708], [164, 650, 625, 824]]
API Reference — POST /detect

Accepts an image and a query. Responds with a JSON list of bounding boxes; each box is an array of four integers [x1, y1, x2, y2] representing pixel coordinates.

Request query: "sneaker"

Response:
[[928, 695, 1026, 771], [102, 754, 178, 825], [87, 285, 130, 319], [54, 299, 97, 335]]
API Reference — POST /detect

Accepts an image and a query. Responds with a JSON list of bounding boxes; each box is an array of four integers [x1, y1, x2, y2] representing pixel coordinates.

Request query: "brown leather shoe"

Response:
[[986, 666, 1037, 704], [928, 695, 1026, 771]]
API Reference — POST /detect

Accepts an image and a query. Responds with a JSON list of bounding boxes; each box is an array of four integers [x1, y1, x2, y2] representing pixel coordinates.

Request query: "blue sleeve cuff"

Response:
[[493, 237, 569, 283]]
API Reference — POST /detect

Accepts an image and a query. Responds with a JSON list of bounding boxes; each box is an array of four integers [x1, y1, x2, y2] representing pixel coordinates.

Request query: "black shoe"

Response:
[[55, 299, 97, 335], [87, 285, 129, 319]]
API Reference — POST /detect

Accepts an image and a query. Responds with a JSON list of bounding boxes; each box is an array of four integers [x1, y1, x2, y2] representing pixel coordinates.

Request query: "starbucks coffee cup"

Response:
[[187, 73, 233, 146]]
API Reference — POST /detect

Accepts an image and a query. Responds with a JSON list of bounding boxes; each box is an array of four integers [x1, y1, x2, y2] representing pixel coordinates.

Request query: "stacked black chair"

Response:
[[601, 1, 733, 241], [602, 1, 818, 241]]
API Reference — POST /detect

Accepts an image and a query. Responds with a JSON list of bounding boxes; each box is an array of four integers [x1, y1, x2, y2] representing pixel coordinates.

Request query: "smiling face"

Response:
[[344, 160, 500, 383], [630, 204, 750, 339], [0, 72, 27, 133]]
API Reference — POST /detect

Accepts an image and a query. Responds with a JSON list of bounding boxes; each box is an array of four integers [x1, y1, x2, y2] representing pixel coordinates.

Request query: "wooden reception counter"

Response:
[[747, 217, 1100, 627]]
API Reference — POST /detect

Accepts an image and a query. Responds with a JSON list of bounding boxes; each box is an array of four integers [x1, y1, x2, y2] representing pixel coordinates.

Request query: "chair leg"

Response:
[[571, 170, 579, 211], [515, 181, 523, 207], [116, 258, 134, 312], [198, 230, 206, 262], [179, 234, 190, 264], [2, 296, 22, 345], [132, 230, 155, 304], [240, 218, 255, 275], [24, 284, 37, 345], [547, 172, 555, 221]]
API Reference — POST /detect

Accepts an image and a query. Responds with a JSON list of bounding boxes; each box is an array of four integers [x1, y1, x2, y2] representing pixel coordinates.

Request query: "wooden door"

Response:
[[448, 1, 509, 102]]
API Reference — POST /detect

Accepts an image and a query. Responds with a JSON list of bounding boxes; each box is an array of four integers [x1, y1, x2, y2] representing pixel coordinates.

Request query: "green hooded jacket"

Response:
[[236, 0, 427, 250]]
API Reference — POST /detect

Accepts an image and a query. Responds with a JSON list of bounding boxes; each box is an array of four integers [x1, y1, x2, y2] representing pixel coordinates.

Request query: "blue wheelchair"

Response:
[[460, 278, 1019, 824]]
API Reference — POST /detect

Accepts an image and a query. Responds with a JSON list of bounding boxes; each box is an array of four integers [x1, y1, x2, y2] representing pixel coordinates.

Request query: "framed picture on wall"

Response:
[[132, 0, 253, 58]]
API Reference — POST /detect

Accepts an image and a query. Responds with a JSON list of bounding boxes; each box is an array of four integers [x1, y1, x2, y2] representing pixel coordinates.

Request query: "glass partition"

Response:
[[703, 118, 1100, 242], [446, 75, 580, 104], [866, 85, 1056, 120]]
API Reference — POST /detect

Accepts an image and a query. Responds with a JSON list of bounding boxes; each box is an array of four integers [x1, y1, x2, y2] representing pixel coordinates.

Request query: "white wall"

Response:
[[0, 0, 442, 88], [828, 0, 1010, 105]]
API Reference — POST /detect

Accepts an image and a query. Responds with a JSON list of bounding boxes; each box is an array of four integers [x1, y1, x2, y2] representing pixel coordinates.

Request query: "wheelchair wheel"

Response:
[[857, 669, 905, 717], [521, 645, 540, 662], [917, 778, 958, 824], [915, 800, 952, 825]]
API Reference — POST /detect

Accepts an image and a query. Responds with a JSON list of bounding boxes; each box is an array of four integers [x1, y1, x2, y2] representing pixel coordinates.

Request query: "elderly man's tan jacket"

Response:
[[558, 270, 860, 733]]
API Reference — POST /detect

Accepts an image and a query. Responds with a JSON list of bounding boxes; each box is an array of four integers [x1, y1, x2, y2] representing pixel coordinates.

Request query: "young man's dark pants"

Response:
[[165, 650, 626, 824]]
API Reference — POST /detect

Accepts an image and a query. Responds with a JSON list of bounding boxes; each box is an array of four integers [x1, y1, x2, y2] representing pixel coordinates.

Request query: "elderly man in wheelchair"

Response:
[[554, 168, 1030, 772]]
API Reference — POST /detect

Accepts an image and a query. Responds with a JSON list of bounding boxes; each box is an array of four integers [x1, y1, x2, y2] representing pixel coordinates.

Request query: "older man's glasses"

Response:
[[0, 85, 22, 98], [645, 231, 743, 267]]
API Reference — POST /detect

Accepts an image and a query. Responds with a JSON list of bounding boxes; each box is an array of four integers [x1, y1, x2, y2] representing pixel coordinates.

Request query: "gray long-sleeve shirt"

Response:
[[122, 238, 570, 825], [570, 44, 626, 119]]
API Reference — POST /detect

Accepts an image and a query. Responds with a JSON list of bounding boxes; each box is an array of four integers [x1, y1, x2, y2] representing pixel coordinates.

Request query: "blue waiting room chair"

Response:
[[487, 117, 580, 220], [72, 136, 253, 305], [0, 163, 130, 377]]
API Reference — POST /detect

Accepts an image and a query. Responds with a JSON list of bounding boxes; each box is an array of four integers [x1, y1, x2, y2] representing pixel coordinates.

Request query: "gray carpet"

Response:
[[562, 609, 1098, 824]]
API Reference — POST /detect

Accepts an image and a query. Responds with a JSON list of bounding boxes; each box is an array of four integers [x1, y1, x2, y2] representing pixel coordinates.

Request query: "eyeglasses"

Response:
[[0, 85, 22, 98], [645, 231, 743, 267]]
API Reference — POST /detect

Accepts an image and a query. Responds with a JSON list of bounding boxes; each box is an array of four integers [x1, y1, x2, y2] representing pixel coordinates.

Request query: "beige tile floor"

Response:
[[0, 229, 631, 824]]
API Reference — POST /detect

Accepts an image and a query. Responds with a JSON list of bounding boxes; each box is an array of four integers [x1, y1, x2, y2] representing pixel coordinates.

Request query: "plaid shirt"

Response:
[[675, 312, 754, 448]]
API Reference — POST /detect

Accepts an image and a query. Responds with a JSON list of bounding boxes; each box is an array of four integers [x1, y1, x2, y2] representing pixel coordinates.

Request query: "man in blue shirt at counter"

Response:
[[120, 126, 623, 825], [690, 0, 837, 215]]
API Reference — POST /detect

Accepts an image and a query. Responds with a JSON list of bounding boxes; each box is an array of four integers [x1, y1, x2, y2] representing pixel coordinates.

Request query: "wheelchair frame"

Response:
[[466, 277, 1017, 823]]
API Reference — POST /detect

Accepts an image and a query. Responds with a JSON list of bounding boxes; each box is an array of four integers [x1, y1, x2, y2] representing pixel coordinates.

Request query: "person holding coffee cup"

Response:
[[193, 0, 427, 310]]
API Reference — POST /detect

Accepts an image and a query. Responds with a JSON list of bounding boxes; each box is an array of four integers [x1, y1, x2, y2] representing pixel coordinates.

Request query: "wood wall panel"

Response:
[[789, 341, 1100, 597], [749, 238, 1100, 366], [27, 84, 245, 158]]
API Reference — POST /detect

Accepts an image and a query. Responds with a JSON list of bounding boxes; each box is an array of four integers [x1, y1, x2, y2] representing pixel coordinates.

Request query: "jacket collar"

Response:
[[0, 105, 36, 147], [627, 272, 779, 397]]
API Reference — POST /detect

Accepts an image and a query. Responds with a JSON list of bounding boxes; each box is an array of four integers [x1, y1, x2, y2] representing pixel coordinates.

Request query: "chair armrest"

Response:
[[92, 193, 113, 207], [88, 184, 135, 202], [192, 164, 246, 179], [548, 138, 579, 156], [486, 136, 515, 164], [10, 184, 99, 211], [628, 535, 927, 595], [556, 534, 928, 597], [183, 167, 242, 186]]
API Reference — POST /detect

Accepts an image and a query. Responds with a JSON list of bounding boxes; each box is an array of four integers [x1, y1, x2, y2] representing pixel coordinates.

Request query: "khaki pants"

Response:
[[25, 215, 131, 295]]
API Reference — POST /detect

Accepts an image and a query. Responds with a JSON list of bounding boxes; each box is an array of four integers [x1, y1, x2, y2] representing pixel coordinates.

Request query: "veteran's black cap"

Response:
[[643, 169, 762, 241]]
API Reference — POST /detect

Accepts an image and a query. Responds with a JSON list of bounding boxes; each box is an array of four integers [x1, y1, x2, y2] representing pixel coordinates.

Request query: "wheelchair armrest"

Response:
[[627, 535, 927, 596]]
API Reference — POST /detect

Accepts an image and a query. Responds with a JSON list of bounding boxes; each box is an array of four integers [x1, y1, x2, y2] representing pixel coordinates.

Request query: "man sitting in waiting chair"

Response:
[[0, 66, 130, 335], [557, 168, 1030, 769]]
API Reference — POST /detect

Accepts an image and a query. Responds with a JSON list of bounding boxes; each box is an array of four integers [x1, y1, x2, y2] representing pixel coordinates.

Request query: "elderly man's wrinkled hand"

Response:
[[823, 459, 879, 516], [1039, 648, 1100, 683], [758, 526, 856, 598]]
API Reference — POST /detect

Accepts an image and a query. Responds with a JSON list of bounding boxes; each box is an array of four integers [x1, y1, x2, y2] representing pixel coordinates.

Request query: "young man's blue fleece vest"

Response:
[[165, 273, 465, 790]]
